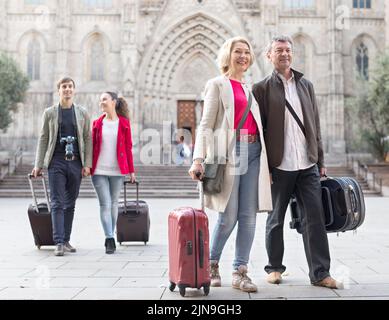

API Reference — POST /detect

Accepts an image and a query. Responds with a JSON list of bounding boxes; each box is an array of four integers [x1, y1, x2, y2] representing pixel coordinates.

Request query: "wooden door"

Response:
[[177, 100, 196, 145]]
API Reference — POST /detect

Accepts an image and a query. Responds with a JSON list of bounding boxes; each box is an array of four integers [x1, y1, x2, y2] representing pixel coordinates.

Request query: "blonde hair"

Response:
[[217, 37, 255, 75]]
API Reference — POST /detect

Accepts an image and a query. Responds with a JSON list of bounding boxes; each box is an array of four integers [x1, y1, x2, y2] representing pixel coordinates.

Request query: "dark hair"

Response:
[[179, 136, 184, 142], [57, 77, 75, 90], [265, 35, 294, 54], [105, 92, 129, 119]]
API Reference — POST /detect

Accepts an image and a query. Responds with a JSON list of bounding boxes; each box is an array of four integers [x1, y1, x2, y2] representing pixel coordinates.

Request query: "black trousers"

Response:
[[264, 165, 331, 283], [48, 154, 82, 245]]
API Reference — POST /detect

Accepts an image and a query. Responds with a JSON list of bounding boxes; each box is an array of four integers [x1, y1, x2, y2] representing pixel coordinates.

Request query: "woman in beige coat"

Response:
[[189, 37, 272, 292]]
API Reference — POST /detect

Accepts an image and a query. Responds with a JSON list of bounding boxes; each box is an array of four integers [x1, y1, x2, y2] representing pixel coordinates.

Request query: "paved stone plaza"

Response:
[[0, 196, 388, 300]]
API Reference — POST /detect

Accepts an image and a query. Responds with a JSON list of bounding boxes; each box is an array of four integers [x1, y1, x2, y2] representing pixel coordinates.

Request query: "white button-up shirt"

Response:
[[277, 72, 315, 171]]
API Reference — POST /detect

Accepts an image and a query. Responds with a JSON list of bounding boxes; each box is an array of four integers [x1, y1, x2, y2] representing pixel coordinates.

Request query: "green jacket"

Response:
[[34, 104, 92, 169]]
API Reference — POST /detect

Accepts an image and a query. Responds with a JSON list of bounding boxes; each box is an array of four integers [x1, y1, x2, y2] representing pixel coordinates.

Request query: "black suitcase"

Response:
[[116, 181, 150, 245], [290, 177, 365, 234], [27, 174, 54, 249]]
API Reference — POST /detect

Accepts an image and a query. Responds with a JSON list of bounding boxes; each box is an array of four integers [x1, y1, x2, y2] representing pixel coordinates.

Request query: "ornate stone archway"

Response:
[[139, 13, 233, 129]]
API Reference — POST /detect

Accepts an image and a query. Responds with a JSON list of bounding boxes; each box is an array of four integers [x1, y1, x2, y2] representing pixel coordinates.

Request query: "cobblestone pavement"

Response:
[[0, 197, 388, 300]]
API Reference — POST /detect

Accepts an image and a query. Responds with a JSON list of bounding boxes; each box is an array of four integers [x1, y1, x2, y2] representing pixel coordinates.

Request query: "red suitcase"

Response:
[[168, 182, 210, 297]]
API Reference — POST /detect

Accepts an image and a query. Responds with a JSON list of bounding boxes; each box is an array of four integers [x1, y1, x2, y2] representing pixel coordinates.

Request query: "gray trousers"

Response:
[[264, 165, 331, 283]]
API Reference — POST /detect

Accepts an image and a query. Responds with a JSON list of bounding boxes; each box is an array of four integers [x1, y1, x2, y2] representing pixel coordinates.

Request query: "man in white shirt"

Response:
[[252, 35, 342, 289]]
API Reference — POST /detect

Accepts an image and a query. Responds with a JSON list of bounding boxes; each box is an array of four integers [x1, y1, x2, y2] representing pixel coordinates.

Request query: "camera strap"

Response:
[[58, 104, 78, 139]]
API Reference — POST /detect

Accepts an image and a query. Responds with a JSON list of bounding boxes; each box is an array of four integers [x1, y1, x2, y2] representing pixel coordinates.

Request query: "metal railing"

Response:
[[0, 147, 23, 181], [348, 156, 383, 195]]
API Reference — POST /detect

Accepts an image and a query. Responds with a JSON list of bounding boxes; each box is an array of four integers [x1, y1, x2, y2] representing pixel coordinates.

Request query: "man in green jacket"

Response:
[[31, 77, 92, 256]]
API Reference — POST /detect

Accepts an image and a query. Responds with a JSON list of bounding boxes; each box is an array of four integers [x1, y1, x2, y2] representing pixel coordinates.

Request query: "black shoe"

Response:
[[111, 238, 116, 251], [105, 238, 114, 254]]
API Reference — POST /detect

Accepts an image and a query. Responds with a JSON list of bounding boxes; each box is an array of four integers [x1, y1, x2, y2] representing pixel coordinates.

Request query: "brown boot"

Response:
[[313, 276, 343, 289], [266, 271, 282, 284], [210, 260, 221, 287], [232, 265, 257, 293]]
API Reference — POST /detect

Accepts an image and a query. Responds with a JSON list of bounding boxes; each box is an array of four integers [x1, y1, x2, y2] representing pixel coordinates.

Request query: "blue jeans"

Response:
[[48, 154, 82, 245], [210, 140, 261, 270], [92, 175, 124, 239]]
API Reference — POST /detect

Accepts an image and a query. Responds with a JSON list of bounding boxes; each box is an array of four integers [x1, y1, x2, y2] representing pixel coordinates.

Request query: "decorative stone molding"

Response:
[[139, 0, 166, 14], [233, 0, 260, 14]]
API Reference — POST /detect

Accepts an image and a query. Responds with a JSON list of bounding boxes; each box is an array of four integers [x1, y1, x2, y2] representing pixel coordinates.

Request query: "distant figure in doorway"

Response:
[[175, 136, 191, 165]]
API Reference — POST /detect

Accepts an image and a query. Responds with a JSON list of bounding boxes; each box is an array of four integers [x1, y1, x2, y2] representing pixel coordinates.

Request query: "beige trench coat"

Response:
[[192, 75, 273, 213]]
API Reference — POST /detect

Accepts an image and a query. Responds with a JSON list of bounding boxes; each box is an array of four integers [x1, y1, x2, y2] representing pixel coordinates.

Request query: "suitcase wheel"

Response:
[[169, 282, 176, 292], [119, 242, 122, 246], [203, 284, 210, 296], [37, 246, 41, 250], [178, 285, 186, 297]]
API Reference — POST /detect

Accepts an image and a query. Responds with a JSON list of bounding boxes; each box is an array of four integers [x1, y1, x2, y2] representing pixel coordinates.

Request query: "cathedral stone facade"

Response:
[[0, 0, 387, 164]]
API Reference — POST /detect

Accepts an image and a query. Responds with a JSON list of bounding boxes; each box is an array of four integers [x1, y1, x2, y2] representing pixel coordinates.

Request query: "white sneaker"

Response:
[[232, 265, 257, 293]]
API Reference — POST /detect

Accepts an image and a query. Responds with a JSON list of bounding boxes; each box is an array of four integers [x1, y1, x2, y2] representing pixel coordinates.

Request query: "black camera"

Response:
[[60, 136, 77, 161]]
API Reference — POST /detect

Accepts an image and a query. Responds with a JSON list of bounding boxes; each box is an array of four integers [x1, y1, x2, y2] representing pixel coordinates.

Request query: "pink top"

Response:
[[230, 79, 258, 135]]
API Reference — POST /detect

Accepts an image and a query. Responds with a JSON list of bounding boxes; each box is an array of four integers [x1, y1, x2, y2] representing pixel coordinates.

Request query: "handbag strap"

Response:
[[236, 93, 252, 137], [285, 99, 306, 137]]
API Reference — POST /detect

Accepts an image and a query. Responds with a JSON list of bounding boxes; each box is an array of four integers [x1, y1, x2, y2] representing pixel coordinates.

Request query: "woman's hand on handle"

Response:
[[128, 172, 136, 183], [188, 163, 204, 181]]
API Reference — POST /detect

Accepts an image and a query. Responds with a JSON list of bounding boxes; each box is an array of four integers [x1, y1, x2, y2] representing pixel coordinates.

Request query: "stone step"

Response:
[[0, 189, 199, 199], [0, 165, 382, 198]]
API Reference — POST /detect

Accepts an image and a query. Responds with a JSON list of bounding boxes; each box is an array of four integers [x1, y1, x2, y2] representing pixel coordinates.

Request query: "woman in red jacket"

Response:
[[91, 92, 136, 254]]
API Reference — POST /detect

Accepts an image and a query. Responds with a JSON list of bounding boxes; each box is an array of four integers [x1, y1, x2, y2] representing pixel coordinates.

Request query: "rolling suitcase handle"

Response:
[[123, 180, 140, 214], [196, 172, 205, 211], [195, 172, 207, 269], [28, 173, 51, 213], [198, 230, 204, 268]]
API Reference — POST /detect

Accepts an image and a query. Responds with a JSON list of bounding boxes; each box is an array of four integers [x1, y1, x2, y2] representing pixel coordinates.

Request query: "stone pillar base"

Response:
[[324, 140, 347, 167]]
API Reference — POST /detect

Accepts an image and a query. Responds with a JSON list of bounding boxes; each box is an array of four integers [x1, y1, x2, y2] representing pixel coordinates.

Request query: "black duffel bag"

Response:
[[290, 177, 365, 233]]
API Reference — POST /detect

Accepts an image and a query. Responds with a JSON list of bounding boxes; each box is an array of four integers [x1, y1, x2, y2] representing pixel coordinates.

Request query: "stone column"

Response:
[[121, 0, 141, 162], [261, 0, 279, 76], [53, 0, 71, 95], [326, 0, 346, 165], [386, 1, 389, 48], [0, 0, 8, 51]]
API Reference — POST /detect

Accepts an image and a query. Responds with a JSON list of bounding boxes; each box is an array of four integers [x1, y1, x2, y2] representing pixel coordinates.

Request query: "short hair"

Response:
[[217, 37, 255, 75], [265, 35, 294, 55], [57, 77, 75, 90]]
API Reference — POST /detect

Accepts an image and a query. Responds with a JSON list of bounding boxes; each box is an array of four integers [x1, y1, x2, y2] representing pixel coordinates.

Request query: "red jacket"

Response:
[[91, 114, 135, 175]]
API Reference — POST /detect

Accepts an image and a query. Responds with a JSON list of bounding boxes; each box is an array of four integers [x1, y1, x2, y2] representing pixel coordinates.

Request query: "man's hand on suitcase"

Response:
[[31, 167, 42, 178]]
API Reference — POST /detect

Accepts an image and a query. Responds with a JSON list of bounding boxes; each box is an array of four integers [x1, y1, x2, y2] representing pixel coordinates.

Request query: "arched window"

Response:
[[90, 38, 105, 81], [284, 0, 315, 9], [27, 39, 41, 80], [24, 0, 45, 4], [353, 0, 372, 9], [82, 0, 112, 8], [356, 43, 369, 80], [293, 39, 306, 74]]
